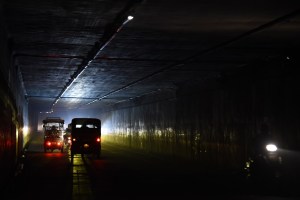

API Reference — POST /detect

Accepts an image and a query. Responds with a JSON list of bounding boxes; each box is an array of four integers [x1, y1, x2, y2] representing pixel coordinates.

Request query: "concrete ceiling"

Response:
[[3, 0, 300, 113]]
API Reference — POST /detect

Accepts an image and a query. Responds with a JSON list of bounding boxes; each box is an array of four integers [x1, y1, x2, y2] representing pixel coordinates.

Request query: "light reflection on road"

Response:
[[71, 154, 94, 200]]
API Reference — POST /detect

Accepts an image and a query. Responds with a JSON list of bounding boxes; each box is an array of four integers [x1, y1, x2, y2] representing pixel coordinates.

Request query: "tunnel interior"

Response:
[[1, 0, 300, 193]]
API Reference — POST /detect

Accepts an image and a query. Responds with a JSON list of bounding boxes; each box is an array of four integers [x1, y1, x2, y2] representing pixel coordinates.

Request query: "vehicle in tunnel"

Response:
[[70, 118, 101, 161], [63, 123, 72, 148], [245, 132, 283, 181], [42, 117, 65, 153]]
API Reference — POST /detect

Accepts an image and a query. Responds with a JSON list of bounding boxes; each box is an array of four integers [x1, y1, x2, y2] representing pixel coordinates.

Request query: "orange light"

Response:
[[96, 137, 101, 142], [57, 142, 61, 145], [72, 138, 76, 142]]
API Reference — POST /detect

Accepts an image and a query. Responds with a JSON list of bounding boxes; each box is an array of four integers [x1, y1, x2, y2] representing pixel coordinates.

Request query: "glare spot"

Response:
[[266, 144, 277, 152], [127, 15, 134, 20], [23, 126, 29, 136]]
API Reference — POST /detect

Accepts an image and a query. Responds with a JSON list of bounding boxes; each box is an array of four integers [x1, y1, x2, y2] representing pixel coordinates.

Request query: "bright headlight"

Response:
[[266, 144, 277, 152]]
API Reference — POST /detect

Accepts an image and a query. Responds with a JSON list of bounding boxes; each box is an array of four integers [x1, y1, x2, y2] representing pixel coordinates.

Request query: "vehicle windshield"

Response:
[[44, 123, 64, 131]]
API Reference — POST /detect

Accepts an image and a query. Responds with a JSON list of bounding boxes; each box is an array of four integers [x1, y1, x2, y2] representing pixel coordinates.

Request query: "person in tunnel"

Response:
[[50, 125, 60, 138]]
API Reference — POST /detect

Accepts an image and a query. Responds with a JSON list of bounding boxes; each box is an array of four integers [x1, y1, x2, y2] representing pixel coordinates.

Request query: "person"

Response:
[[51, 125, 57, 131], [51, 125, 60, 137]]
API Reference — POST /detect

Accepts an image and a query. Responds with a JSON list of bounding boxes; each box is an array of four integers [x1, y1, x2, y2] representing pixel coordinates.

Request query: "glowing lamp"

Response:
[[266, 144, 277, 152]]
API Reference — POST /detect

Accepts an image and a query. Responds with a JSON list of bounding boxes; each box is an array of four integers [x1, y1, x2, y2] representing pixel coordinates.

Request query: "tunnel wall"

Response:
[[101, 89, 176, 153], [101, 57, 300, 171], [0, 4, 29, 190]]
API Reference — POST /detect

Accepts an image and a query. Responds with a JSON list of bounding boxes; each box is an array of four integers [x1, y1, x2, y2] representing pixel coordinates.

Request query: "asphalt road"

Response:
[[3, 133, 300, 200]]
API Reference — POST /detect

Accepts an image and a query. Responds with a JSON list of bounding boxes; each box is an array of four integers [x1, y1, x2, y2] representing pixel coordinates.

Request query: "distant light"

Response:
[[23, 126, 29, 136], [286, 56, 290, 60], [266, 144, 277, 152], [127, 15, 134, 20], [101, 127, 109, 135]]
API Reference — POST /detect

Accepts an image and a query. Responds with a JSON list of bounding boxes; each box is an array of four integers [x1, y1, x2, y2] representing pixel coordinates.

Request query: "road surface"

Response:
[[3, 132, 300, 200]]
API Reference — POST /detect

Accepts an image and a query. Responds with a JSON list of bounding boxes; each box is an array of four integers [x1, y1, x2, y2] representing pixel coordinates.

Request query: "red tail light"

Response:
[[47, 141, 51, 146], [96, 137, 101, 142]]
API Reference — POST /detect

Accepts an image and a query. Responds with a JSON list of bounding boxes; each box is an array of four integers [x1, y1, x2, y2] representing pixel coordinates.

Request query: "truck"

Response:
[[70, 118, 101, 161], [42, 117, 65, 153]]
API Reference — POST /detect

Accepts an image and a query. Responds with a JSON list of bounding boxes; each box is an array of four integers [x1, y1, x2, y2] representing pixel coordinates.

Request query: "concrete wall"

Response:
[[0, 4, 29, 189], [101, 57, 300, 171]]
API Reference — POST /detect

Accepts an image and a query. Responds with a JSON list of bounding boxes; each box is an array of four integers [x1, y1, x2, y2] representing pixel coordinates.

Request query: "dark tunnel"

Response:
[[1, 0, 300, 199]]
